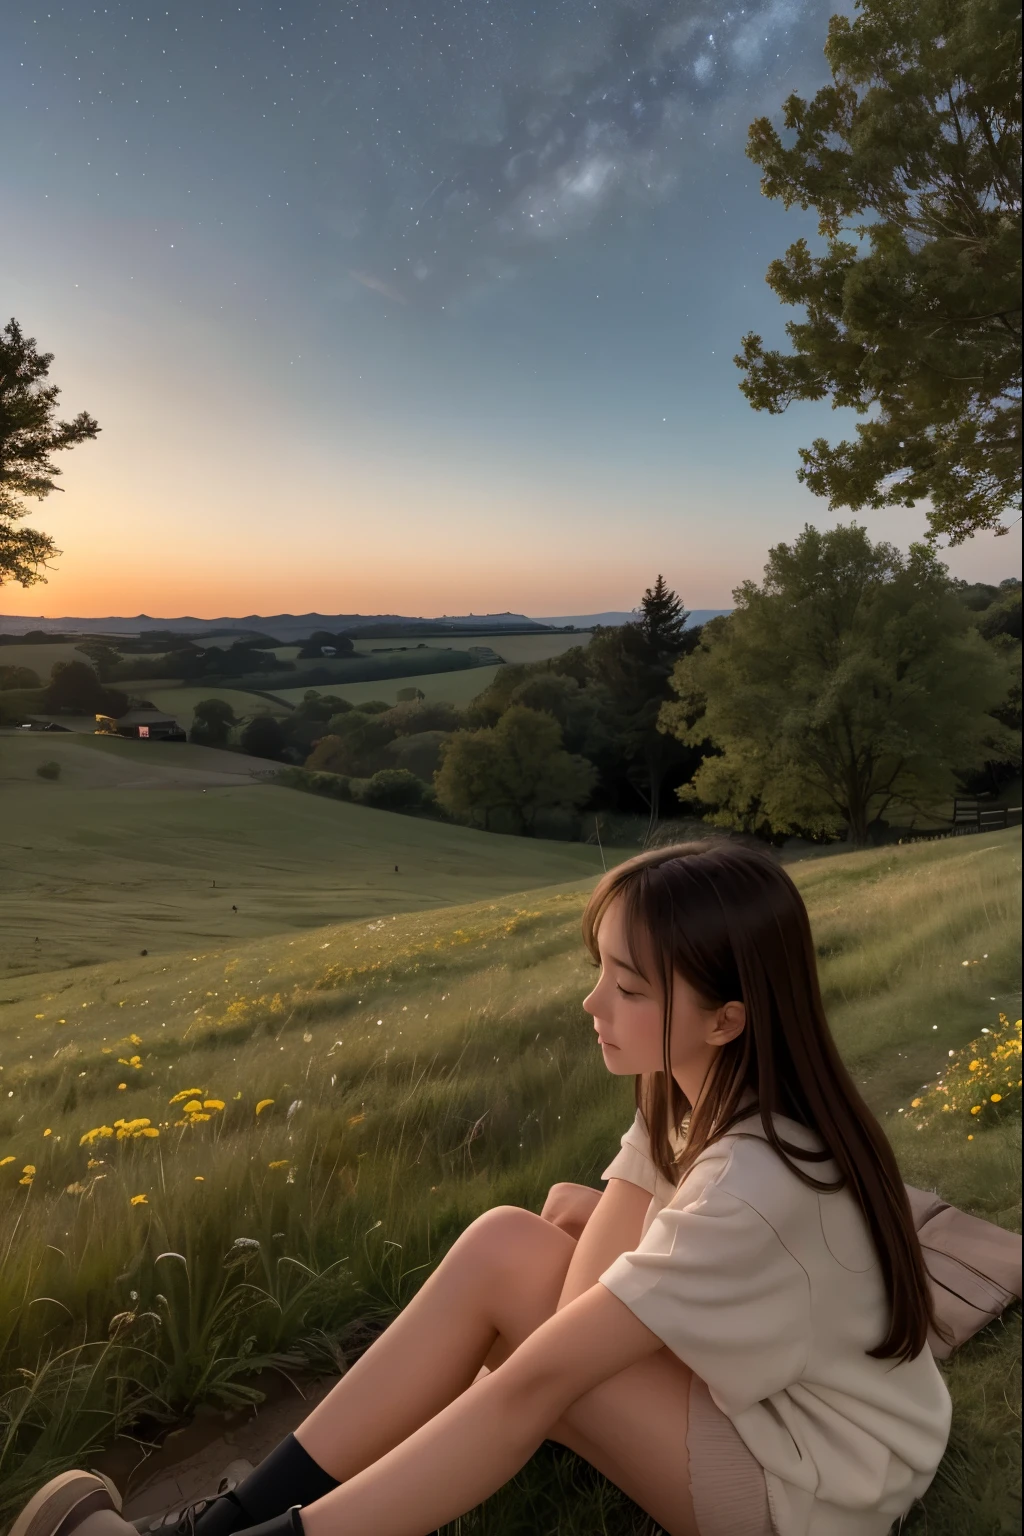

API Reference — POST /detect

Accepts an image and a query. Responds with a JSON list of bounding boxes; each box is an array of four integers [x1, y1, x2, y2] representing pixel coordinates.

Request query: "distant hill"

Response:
[[0, 611, 559, 642], [0, 607, 733, 641], [531, 610, 731, 629]]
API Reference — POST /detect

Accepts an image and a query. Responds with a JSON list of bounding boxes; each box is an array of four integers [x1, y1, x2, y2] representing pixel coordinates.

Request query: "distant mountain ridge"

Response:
[[0, 608, 731, 640], [533, 610, 730, 629]]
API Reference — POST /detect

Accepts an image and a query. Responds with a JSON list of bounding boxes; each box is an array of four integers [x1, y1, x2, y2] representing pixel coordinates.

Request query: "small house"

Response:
[[95, 709, 187, 742]]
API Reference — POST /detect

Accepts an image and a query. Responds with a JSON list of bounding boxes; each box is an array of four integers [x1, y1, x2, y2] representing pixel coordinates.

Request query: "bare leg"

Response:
[[292, 1204, 697, 1536], [293, 1206, 575, 1481]]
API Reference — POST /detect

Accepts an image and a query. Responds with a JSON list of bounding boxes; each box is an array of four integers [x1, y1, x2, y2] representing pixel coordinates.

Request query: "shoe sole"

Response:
[[9, 1471, 120, 1536]]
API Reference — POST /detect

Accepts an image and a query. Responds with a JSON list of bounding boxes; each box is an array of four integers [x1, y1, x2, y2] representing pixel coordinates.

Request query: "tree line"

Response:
[[190, 541, 1018, 848]]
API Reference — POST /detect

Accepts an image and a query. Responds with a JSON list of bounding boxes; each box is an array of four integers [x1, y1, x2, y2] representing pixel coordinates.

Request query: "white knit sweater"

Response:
[[599, 1110, 952, 1536]]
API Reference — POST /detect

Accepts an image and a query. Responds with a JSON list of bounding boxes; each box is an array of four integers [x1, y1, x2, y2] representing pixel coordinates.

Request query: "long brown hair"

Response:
[[582, 838, 940, 1363]]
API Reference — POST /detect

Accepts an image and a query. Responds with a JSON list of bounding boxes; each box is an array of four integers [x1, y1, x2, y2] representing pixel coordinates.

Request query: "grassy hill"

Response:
[[0, 827, 1019, 1532], [267, 663, 504, 708], [0, 733, 625, 977]]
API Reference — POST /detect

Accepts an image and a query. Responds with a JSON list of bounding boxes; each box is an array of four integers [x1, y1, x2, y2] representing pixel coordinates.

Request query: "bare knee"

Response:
[[455, 1205, 576, 1295]]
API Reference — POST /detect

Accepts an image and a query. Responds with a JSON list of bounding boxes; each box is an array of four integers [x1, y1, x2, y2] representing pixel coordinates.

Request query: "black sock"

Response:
[[235, 1511, 303, 1536], [193, 1436, 338, 1533]]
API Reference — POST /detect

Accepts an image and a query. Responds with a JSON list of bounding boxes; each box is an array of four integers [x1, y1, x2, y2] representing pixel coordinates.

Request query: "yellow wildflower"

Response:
[[990, 1093, 1002, 1103], [255, 1099, 274, 1115], [970, 1105, 982, 1115], [129, 1194, 148, 1206], [80, 1126, 114, 1146], [43, 1128, 52, 1137], [22, 1164, 36, 1175], [87, 1158, 104, 1169], [117, 1083, 127, 1091], [183, 1099, 203, 1114], [19, 1172, 34, 1186], [169, 1088, 205, 1105], [203, 1099, 225, 1112], [268, 1159, 290, 1169], [129, 1034, 143, 1046], [194, 1175, 205, 1181], [910, 1099, 922, 1109], [0, 1156, 14, 1168]]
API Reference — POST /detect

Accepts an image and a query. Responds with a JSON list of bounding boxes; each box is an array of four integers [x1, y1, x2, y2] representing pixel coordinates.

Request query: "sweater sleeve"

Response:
[[599, 1174, 811, 1414], [600, 1110, 662, 1196]]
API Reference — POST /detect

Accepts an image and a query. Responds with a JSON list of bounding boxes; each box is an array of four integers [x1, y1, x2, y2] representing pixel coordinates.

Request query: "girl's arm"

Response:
[[299, 1281, 663, 1536], [556, 1176, 652, 1309]]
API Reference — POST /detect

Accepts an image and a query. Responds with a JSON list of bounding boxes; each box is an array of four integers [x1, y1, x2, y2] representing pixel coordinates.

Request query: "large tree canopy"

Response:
[[0, 319, 100, 586], [735, 0, 1021, 544], [659, 524, 1017, 844]]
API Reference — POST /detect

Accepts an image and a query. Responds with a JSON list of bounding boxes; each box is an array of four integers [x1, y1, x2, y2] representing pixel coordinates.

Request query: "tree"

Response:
[[735, 0, 1021, 544], [44, 660, 129, 717], [190, 698, 238, 747], [297, 630, 356, 659], [354, 768, 428, 811], [434, 706, 597, 833], [0, 319, 101, 585], [586, 575, 700, 838], [660, 524, 1017, 844], [239, 714, 288, 761], [0, 664, 41, 689]]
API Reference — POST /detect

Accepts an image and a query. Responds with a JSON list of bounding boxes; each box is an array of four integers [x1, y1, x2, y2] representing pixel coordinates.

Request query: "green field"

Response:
[[131, 683, 293, 729], [268, 664, 503, 708], [0, 733, 625, 976], [0, 641, 92, 682], [0, 823, 1019, 1532], [352, 632, 591, 665]]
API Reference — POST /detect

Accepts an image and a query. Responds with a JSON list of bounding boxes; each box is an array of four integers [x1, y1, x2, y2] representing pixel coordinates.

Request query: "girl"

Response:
[[13, 840, 952, 1536]]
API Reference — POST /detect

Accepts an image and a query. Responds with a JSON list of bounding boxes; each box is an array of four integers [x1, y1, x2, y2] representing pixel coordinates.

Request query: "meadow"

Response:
[[267, 664, 504, 709], [0, 825, 1019, 1534], [0, 733, 622, 976]]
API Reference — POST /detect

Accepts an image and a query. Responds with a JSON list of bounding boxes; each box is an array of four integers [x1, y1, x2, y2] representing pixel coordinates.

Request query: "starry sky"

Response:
[[2, 0, 1016, 620]]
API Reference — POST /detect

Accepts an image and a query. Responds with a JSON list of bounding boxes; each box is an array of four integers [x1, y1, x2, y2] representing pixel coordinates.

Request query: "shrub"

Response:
[[0, 665, 41, 689], [352, 768, 427, 810], [35, 760, 61, 780], [274, 766, 352, 802], [239, 715, 288, 761]]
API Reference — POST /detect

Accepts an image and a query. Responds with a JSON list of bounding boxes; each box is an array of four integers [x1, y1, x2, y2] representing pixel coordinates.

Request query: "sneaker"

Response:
[[130, 1462, 254, 1535], [9, 1470, 126, 1536]]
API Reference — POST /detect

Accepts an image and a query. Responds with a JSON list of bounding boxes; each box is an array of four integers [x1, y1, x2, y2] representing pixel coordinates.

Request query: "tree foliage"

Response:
[[660, 524, 1017, 843], [433, 705, 597, 833], [189, 698, 238, 747], [239, 714, 288, 761], [44, 660, 129, 718], [0, 319, 100, 586], [584, 575, 702, 835], [736, 0, 1022, 543]]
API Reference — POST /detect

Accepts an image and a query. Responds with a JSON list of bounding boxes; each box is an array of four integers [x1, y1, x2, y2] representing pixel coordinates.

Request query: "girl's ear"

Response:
[[709, 1001, 746, 1046]]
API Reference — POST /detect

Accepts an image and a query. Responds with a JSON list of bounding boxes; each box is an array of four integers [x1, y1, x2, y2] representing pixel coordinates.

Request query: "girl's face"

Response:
[[582, 894, 743, 1096]]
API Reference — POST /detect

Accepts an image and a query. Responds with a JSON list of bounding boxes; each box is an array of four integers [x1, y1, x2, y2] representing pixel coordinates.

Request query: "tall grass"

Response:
[[0, 832, 1020, 1532]]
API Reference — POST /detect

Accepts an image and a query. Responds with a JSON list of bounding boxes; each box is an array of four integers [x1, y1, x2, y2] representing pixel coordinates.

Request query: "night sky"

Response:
[[2, 1, 1015, 619]]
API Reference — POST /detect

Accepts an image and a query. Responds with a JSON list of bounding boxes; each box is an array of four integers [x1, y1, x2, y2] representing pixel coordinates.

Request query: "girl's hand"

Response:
[[540, 1181, 603, 1240]]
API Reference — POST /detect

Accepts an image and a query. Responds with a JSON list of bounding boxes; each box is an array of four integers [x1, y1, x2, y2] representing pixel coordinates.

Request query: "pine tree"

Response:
[[0, 319, 100, 586]]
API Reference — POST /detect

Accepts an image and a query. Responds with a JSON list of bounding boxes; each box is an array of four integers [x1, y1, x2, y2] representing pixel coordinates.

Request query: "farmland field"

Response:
[[268, 663, 503, 708], [0, 641, 93, 681], [0, 827, 1019, 1532], [130, 683, 293, 729], [0, 733, 625, 976], [353, 632, 592, 664]]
